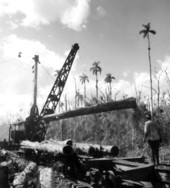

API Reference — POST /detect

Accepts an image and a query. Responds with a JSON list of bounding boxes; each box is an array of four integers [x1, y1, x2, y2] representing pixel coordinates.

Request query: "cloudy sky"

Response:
[[0, 0, 170, 119]]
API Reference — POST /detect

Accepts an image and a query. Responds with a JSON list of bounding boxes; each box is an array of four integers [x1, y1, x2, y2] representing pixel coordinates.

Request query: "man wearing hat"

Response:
[[144, 112, 162, 165]]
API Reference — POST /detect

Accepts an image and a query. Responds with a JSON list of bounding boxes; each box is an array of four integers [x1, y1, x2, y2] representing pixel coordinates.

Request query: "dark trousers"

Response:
[[148, 140, 160, 165]]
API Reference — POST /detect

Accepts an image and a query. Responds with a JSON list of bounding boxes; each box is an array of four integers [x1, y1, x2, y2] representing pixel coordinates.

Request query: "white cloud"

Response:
[[156, 56, 170, 90], [122, 70, 130, 78], [0, 34, 80, 117], [114, 79, 135, 98], [0, 93, 31, 119], [61, 0, 90, 31], [2, 34, 65, 70], [125, 56, 170, 102], [0, 0, 91, 31], [157, 56, 170, 71], [134, 72, 149, 88], [96, 6, 106, 17]]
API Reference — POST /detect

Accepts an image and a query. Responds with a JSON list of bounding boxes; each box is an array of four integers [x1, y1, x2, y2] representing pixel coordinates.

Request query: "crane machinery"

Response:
[[9, 43, 79, 144]]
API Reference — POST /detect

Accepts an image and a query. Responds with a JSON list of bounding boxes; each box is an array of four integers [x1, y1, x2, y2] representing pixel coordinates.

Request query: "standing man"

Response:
[[144, 112, 162, 165]]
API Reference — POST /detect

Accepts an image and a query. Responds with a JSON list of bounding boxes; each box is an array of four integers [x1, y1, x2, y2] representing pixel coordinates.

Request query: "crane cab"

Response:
[[10, 121, 26, 144]]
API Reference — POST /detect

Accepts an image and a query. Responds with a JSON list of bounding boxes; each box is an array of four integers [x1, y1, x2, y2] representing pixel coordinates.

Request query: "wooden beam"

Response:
[[43, 97, 136, 122]]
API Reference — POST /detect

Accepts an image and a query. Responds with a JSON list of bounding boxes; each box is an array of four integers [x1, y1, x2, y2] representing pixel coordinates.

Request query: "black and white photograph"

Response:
[[0, 0, 170, 187]]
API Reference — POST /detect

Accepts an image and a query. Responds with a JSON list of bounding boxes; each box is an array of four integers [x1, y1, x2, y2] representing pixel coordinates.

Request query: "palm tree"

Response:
[[104, 73, 115, 101], [79, 74, 89, 104], [73, 77, 77, 109], [75, 90, 83, 107], [59, 101, 64, 112], [79, 94, 84, 106], [90, 61, 102, 101], [139, 23, 156, 118]]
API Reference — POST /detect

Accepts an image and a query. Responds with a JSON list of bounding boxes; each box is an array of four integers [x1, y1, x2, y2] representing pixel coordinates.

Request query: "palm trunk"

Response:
[[65, 94, 67, 111], [110, 82, 112, 100], [74, 78, 77, 109], [84, 83, 86, 105], [96, 73, 98, 101], [147, 34, 153, 118], [157, 79, 160, 108]]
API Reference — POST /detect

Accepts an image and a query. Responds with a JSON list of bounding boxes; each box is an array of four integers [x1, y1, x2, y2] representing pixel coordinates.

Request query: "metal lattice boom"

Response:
[[40, 43, 79, 117]]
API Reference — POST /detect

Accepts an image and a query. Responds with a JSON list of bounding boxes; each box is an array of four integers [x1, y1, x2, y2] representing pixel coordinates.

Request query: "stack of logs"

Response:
[[0, 139, 146, 188]]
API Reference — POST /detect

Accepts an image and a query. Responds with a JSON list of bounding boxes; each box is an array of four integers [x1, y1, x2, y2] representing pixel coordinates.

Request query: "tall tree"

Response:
[[76, 90, 83, 107], [80, 74, 89, 105], [59, 101, 64, 113], [90, 61, 102, 101], [139, 23, 156, 118], [104, 73, 115, 101], [153, 69, 164, 108]]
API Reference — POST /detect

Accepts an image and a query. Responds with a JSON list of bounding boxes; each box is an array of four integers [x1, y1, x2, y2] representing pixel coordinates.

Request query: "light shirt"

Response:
[[144, 120, 160, 141]]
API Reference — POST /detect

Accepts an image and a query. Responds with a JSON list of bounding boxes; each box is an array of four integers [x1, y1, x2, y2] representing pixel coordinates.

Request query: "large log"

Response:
[[20, 140, 65, 153], [20, 139, 118, 157], [43, 97, 136, 122], [73, 143, 119, 157], [12, 162, 38, 187], [39, 167, 54, 188]]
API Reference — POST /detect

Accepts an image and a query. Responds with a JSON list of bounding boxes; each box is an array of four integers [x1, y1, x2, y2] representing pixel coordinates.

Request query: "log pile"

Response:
[[12, 162, 38, 188], [0, 138, 160, 188], [0, 150, 59, 188]]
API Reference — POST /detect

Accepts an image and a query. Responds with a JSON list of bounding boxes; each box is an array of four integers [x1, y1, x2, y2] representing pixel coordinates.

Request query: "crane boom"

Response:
[[40, 43, 79, 117]]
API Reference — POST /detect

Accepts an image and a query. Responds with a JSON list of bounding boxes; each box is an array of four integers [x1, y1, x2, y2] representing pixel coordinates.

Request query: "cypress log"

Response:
[[73, 143, 119, 157], [39, 167, 54, 188], [43, 97, 136, 122], [12, 162, 38, 187], [21, 140, 118, 157], [20, 140, 68, 153]]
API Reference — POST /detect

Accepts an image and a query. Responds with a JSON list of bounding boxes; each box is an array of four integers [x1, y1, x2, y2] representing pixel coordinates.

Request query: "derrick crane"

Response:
[[10, 43, 79, 143], [40, 43, 79, 117]]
